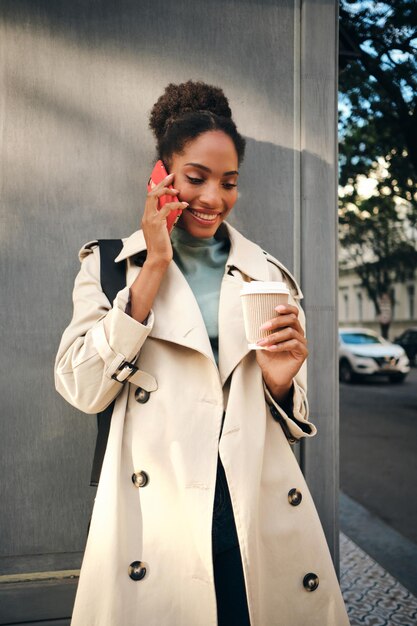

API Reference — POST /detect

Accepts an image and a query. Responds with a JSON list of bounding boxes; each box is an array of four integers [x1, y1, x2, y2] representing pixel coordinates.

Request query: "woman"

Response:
[[55, 81, 350, 626]]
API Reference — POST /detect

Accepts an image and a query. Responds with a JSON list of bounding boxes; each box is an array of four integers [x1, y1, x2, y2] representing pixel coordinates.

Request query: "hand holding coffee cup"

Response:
[[241, 281, 308, 402], [240, 282, 290, 349]]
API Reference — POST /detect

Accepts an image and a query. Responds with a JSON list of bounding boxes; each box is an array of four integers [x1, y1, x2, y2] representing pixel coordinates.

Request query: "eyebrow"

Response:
[[184, 162, 239, 176]]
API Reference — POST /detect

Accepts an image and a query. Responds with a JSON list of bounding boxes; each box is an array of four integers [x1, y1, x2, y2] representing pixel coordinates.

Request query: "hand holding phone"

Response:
[[147, 160, 183, 234], [130, 165, 186, 325]]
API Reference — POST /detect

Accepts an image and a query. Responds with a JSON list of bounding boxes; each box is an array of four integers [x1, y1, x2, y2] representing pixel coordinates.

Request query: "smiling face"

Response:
[[168, 130, 239, 238]]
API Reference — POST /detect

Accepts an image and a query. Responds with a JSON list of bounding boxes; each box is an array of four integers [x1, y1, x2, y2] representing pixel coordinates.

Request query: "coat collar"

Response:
[[114, 221, 269, 282], [115, 222, 269, 385]]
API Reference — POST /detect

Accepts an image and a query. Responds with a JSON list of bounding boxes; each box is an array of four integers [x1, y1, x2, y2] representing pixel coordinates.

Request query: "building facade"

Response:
[[339, 267, 417, 340]]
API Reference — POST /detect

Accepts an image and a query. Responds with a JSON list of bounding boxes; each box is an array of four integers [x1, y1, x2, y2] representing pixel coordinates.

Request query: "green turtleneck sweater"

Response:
[[171, 226, 230, 364]]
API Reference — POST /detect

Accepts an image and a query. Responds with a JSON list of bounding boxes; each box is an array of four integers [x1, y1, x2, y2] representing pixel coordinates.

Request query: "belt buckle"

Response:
[[111, 360, 138, 383]]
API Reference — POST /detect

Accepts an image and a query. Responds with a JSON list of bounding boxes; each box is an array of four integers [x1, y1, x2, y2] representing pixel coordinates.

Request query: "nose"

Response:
[[198, 181, 223, 209]]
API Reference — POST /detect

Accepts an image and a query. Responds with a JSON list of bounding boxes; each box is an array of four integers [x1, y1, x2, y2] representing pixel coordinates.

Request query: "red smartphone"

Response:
[[147, 160, 183, 234]]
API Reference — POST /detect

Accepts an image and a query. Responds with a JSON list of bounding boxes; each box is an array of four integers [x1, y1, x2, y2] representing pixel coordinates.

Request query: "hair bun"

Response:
[[149, 80, 232, 142]]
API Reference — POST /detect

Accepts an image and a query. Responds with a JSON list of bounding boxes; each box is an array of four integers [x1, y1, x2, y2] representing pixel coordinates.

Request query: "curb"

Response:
[[340, 491, 417, 596]]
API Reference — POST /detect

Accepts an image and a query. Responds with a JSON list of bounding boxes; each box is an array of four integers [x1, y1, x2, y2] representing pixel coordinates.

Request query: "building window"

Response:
[[343, 293, 349, 320], [357, 292, 363, 321], [407, 285, 415, 319]]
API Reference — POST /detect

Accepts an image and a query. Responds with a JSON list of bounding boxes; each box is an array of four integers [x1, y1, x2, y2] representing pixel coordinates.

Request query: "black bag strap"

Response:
[[90, 239, 126, 487], [98, 239, 127, 304]]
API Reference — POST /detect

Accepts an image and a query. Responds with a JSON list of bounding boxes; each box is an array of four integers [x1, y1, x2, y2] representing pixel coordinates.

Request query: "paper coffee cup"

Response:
[[240, 281, 290, 349]]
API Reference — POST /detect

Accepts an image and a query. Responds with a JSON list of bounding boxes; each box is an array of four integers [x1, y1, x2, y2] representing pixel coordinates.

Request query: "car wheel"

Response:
[[339, 359, 355, 384], [388, 373, 407, 384]]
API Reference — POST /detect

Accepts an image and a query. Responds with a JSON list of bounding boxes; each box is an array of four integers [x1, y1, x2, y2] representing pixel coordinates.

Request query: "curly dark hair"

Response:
[[149, 80, 246, 166]]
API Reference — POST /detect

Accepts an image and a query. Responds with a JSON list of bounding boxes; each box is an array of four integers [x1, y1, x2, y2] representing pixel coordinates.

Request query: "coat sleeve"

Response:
[[54, 243, 154, 414], [262, 253, 317, 442]]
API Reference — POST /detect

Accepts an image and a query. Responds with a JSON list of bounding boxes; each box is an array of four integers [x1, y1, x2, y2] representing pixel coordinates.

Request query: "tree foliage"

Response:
[[339, 0, 417, 197], [339, 0, 417, 335], [339, 193, 417, 335]]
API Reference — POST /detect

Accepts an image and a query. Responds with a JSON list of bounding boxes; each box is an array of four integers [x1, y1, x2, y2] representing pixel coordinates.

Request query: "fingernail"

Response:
[[181, 202, 189, 207], [275, 305, 286, 312], [257, 338, 267, 346]]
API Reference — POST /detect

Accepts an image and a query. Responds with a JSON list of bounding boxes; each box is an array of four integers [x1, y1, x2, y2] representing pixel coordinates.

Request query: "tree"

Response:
[[339, 192, 417, 337], [339, 0, 417, 337]]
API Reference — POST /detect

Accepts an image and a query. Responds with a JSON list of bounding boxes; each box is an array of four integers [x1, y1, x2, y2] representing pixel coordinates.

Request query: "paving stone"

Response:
[[340, 532, 417, 626]]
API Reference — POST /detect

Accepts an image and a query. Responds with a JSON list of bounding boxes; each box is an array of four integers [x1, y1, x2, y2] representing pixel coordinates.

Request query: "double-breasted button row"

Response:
[[288, 488, 302, 506], [132, 470, 149, 488], [303, 572, 319, 591], [135, 387, 150, 404], [128, 560, 147, 581], [287, 488, 317, 591], [132, 386, 150, 487]]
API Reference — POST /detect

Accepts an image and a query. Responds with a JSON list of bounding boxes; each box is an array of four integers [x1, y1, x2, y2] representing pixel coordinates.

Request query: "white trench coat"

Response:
[[55, 222, 350, 626]]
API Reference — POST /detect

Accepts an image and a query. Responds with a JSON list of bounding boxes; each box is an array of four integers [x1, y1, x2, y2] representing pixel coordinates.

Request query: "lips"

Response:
[[188, 208, 220, 224]]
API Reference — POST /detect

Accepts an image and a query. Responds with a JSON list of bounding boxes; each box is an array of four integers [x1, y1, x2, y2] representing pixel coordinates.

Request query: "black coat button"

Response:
[[303, 572, 319, 591], [132, 471, 149, 488], [288, 488, 302, 506], [135, 387, 150, 403], [128, 561, 147, 581]]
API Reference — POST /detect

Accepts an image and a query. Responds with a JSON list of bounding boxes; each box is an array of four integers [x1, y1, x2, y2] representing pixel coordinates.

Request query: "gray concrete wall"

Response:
[[0, 0, 339, 620]]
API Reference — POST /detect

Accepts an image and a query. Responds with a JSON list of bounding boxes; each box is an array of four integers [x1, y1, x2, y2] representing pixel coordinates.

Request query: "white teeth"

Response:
[[190, 209, 218, 221]]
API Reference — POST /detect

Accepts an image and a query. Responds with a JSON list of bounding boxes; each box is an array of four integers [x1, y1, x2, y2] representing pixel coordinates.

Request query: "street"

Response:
[[340, 366, 417, 546]]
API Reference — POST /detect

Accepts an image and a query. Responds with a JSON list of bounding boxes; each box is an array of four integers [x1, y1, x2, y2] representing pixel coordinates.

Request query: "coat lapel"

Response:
[[218, 273, 249, 386], [115, 230, 214, 363], [147, 261, 214, 361], [114, 223, 270, 378], [217, 223, 270, 385]]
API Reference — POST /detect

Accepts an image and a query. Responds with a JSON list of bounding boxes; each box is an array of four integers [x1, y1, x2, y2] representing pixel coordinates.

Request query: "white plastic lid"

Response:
[[240, 281, 290, 296]]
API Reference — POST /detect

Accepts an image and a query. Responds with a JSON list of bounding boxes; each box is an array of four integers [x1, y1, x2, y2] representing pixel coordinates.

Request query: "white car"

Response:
[[339, 327, 410, 384]]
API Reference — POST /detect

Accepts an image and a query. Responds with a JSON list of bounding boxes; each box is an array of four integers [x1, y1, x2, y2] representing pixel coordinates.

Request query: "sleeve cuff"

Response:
[[92, 285, 154, 376], [264, 380, 317, 442]]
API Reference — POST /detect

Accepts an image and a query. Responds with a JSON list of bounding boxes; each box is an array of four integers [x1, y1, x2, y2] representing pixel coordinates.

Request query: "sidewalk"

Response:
[[339, 491, 417, 626], [340, 532, 417, 626]]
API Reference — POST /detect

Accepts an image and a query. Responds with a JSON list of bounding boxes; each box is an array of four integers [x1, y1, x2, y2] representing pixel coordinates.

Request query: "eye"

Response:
[[186, 175, 204, 185], [223, 182, 237, 190]]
